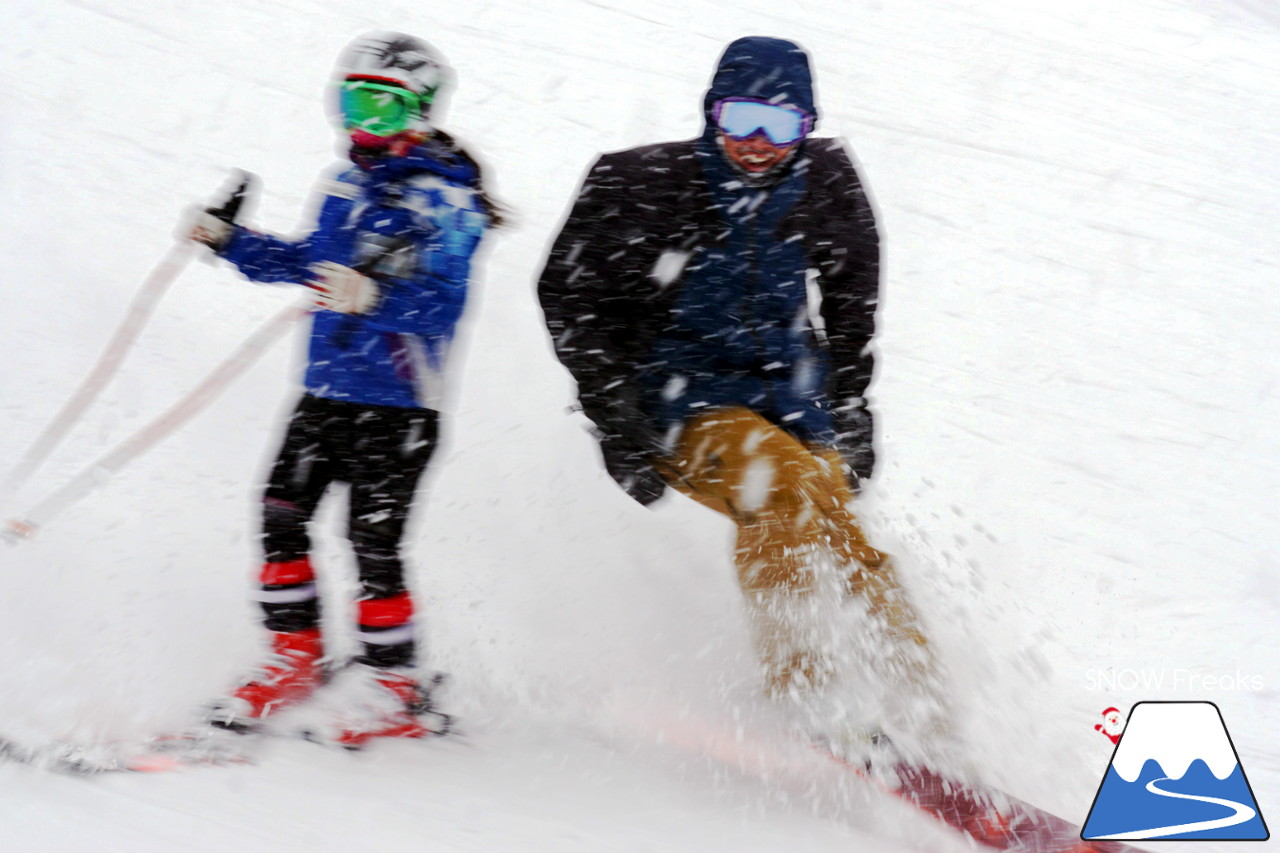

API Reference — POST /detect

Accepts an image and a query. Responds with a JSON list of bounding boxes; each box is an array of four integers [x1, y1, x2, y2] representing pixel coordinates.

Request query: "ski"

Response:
[[0, 672, 454, 776], [0, 726, 271, 775], [0, 709, 454, 776], [617, 700, 1145, 853], [0, 731, 251, 775], [813, 742, 1143, 853]]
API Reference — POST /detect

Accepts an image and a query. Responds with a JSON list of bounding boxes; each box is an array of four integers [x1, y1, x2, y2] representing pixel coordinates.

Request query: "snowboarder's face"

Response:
[[720, 130, 797, 175]]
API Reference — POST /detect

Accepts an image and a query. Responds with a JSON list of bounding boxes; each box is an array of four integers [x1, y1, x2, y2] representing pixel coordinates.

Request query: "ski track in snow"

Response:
[[1, 0, 1278, 851]]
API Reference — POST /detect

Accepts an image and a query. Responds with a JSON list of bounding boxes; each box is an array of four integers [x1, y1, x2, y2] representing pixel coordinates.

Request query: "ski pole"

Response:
[[2, 172, 254, 498], [2, 298, 312, 546], [2, 241, 195, 497]]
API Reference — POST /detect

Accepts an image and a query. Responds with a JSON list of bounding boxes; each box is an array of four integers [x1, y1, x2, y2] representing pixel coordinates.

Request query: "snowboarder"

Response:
[[183, 31, 496, 745], [537, 37, 935, 720]]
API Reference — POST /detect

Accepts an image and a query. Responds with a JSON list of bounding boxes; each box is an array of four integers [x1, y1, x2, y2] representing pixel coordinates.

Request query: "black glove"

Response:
[[597, 430, 666, 507], [832, 398, 876, 491]]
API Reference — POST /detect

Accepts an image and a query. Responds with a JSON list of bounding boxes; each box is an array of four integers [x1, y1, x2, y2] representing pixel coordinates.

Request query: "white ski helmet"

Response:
[[334, 31, 449, 136]]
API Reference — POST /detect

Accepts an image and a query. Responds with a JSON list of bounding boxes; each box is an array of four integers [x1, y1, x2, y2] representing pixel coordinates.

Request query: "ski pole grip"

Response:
[[208, 171, 257, 225]]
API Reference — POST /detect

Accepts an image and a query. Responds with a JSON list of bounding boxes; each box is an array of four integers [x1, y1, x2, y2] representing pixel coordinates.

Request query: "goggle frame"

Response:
[[713, 97, 815, 147], [338, 77, 434, 138]]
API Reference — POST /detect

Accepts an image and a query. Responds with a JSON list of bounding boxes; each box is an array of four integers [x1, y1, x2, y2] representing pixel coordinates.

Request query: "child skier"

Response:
[[185, 31, 495, 745]]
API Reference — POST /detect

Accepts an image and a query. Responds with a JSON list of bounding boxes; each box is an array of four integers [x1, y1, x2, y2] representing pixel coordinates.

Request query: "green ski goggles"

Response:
[[338, 79, 432, 137]]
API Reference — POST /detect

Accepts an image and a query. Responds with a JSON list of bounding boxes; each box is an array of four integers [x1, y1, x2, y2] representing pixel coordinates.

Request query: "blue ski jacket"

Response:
[[218, 137, 490, 410]]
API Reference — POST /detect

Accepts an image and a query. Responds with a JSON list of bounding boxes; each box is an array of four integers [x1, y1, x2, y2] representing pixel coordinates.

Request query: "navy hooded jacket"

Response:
[[538, 37, 881, 483]]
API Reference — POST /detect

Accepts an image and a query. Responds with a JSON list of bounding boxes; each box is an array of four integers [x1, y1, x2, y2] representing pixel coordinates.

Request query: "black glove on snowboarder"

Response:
[[832, 398, 876, 492], [582, 383, 667, 507], [599, 431, 666, 507]]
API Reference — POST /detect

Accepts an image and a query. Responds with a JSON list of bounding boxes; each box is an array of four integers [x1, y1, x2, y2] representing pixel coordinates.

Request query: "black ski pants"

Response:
[[261, 394, 439, 604]]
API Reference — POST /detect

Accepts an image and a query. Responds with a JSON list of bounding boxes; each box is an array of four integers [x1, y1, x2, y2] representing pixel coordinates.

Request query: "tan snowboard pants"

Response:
[[656, 407, 931, 696]]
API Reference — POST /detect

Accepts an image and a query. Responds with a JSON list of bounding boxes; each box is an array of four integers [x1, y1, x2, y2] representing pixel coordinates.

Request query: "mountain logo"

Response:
[[1081, 701, 1269, 841]]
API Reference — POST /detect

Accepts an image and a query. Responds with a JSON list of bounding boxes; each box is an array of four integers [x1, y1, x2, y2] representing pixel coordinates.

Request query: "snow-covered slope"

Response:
[[1, 1, 1276, 851]]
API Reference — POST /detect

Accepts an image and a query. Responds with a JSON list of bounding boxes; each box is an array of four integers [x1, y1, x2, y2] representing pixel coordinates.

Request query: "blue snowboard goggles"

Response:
[[713, 98, 814, 146]]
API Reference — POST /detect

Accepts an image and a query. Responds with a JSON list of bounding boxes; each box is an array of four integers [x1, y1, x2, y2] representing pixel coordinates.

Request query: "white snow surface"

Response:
[[1112, 702, 1240, 783], [1, 1, 1278, 851]]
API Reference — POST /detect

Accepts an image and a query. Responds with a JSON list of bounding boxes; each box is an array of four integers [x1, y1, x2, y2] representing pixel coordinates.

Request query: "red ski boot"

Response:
[[210, 629, 324, 729], [300, 663, 446, 748]]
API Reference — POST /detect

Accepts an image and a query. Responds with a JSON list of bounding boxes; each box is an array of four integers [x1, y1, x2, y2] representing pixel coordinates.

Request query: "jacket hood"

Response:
[[702, 37, 816, 133]]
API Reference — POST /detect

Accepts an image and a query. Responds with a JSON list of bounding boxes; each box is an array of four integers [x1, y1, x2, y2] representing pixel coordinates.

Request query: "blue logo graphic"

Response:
[[1082, 701, 1269, 841]]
